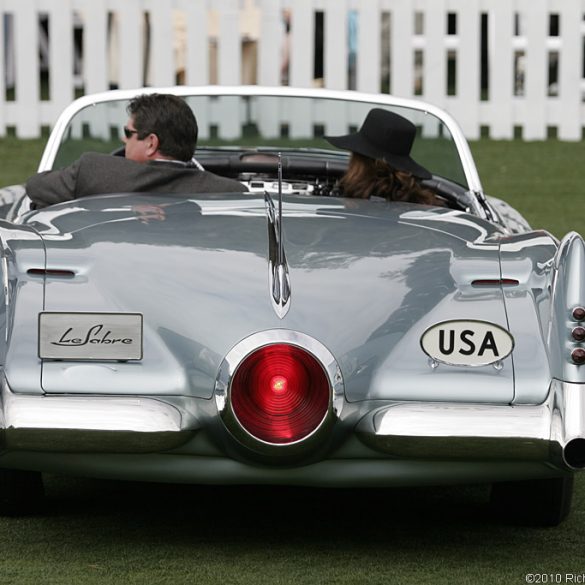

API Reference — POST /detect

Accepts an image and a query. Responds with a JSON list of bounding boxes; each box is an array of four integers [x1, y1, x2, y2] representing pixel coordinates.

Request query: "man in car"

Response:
[[26, 93, 246, 209]]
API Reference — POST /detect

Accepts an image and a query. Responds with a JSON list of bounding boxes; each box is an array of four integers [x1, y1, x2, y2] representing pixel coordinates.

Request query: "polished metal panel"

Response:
[[25, 195, 515, 403], [38, 312, 143, 360], [357, 379, 585, 471], [498, 232, 559, 403], [0, 377, 194, 453], [1, 256, 8, 309], [37, 195, 273, 397], [0, 222, 46, 394]]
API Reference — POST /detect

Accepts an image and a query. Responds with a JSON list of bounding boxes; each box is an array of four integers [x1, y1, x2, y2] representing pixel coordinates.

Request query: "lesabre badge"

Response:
[[38, 312, 143, 361]]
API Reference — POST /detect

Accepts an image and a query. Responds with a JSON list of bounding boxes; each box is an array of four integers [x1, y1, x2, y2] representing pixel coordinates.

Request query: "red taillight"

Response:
[[27, 268, 75, 278], [471, 278, 519, 287], [230, 344, 330, 444], [572, 348, 585, 365]]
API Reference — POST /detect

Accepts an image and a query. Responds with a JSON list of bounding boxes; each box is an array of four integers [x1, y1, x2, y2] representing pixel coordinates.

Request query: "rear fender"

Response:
[[499, 231, 558, 403], [550, 232, 585, 383], [0, 221, 46, 393], [0, 185, 27, 222], [498, 230, 585, 397]]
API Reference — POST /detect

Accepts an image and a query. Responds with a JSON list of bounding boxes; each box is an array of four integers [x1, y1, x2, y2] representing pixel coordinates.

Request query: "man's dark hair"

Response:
[[127, 94, 198, 162]]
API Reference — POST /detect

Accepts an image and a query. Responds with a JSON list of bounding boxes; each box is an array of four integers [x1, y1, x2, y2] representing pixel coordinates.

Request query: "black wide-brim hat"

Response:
[[325, 108, 432, 179]]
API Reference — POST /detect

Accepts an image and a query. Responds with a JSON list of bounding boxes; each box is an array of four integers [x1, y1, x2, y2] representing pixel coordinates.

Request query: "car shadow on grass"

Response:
[[40, 474, 502, 541], [8, 473, 583, 582]]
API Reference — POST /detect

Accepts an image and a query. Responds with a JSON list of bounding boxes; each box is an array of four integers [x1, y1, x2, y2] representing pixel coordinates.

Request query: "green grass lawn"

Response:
[[0, 137, 584, 584], [0, 476, 583, 585], [0, 136, 46, 188], [470, 139, 585, 239]]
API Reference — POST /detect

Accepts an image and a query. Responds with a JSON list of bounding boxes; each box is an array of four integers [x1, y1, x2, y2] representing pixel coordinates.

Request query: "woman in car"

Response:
[[326, 108, 442, 206]]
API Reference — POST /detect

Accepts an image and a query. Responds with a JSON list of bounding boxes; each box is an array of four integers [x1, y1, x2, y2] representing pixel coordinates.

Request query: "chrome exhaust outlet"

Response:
[[551, 381, 585, 470], [564, 439, 585, 469]]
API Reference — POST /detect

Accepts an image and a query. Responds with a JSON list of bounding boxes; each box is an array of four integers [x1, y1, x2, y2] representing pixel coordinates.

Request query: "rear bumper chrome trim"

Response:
[[356, 380, 585, 471], [0, 379, 195, 453]]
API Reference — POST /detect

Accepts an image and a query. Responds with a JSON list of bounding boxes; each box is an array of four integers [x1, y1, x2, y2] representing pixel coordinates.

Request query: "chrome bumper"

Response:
[[0, 380, 196, 453], [357, 380, 585, 471], [2, 376, 585, 470]]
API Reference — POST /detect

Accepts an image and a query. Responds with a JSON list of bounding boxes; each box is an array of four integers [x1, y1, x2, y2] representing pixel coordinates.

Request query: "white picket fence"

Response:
[[1, 0, 584, 140]]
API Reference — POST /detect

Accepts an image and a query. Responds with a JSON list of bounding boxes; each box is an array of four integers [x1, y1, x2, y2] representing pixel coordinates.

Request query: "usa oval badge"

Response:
[[420, 319, 514, 367]]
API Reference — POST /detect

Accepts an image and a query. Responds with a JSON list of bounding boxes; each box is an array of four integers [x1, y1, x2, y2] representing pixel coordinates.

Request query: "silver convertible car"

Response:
[[0, 87, 583, 526]]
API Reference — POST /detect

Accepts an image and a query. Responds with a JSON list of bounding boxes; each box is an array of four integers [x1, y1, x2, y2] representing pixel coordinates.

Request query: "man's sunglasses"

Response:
[[123, 127, 139, 139]]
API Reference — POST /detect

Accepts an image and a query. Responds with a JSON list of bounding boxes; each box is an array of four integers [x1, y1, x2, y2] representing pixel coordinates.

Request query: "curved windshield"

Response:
[[52, 94, 468, 188]]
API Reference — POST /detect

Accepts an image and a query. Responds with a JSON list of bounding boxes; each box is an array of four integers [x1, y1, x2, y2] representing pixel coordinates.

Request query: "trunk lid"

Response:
[[33, 194, 513, 403]]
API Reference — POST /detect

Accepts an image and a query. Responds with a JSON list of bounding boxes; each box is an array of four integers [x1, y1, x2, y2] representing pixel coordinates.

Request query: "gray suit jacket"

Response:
[[26, 152, 247, 209]]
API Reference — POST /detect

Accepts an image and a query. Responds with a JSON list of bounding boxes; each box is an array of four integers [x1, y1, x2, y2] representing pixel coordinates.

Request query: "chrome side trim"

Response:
[[356, 379, 585, 471], [265, 193, 291, 319], [215, 330, 344, 455], [0, 230, 11, 312], [0, 379, 195, 453], [1, 255, 8, 321]]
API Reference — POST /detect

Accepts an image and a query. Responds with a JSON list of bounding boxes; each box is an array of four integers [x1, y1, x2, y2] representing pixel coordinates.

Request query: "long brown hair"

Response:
[[339, 153, 440, 206]]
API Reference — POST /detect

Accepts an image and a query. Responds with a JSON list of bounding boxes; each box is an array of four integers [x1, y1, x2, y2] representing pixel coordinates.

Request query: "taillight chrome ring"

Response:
[[214, 330, 344, 454]]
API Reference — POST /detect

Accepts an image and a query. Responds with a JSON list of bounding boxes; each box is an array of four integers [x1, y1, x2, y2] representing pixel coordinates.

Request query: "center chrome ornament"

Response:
[[420, 319, 514, 367]]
